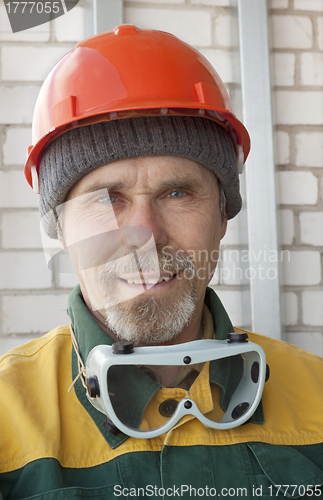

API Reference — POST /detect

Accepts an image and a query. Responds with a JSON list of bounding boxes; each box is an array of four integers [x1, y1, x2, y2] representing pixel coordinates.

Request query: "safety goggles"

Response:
[[85, 336, 266, 439]]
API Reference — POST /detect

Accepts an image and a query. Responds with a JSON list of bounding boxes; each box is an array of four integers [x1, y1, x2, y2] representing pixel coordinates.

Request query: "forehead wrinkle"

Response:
[[69, 180, 128, 198], [67, 156, 218, 199], [157, 179, 200, 192]]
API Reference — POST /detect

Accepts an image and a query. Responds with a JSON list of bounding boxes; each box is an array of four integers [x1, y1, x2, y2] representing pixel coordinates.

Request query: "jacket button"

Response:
[[159, 399, 178, 417]]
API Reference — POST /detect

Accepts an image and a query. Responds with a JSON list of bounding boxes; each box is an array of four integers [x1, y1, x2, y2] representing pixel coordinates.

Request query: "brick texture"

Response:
[[272, 53, 295, 86], [275, 91, 323, 125], [279, 171, 318, 205], [3, 127, 32, 165], [2, 211, 42, 249], [53, 6, 84, 42], [283, 292, 298, 326], [271, 15, 313, 49], [1, 46, 70, 81], [2, 294, 70, 334], [271, 0, 289, 8], [124, 7, 212, 47], [294, 0, 323, 11], [0, 252, 52, 290], [0, 171, 39, 208], [191, 0, 230, 5], [300, 53, 323, 86], [280, 210, 294, 245], [302, 291, 323, 326], [271, 0, 323, 353], [199, 49, 232, 83], [283, 332, 323, 357], [295, 132, 323, 167], [300, 212, 323, 246], [318, 17, 323, 50], [0, 0, 322, 356], [282, 251, 321, 286], [275, 131, 290, 165], [0, 86, 40, 124]]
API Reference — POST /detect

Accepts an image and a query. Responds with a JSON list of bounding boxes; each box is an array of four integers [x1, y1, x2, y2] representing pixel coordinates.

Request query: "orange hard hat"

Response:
[[24, 24, 250, 190]]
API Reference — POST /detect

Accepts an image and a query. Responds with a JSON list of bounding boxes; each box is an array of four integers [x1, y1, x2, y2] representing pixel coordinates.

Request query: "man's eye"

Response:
[[98, 195, 116, 204], [168, 191, 185, 199]]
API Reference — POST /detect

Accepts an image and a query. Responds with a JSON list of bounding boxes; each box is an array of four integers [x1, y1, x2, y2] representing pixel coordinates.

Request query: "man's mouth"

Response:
[[118, 273, 176, 285]]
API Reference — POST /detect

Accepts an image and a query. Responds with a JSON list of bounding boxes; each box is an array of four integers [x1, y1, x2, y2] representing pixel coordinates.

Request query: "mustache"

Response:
[[96, 248, 195, 280]]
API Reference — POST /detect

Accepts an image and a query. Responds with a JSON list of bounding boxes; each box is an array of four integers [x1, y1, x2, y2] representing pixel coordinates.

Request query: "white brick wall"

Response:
[[294, 0, 323, 11], [271, 15, 313, 49], [275, 91, 323, 125], [2, 294, 70, 334], [271, 0, 323, 353], [214, 13, 231, 47], [58, 271, 79, 289], [302, 291, 323, 326], [124, 7, 212, 47], [212, 289, 243, 327], [295, 132, 323, 167], [280, 210, 294, 245], [275, 131, 290, 165], [191, 0, 230, 6], [2, 211, 42, 249], [0, 171, 39, 208], [3, 128, 32, 165], [1, 46, 70, 81], [53, 6, 84, 42], [199, 49, 232, 84], [283, 332, 323, 357], [0, 0, 322, 357], [0, 252, 52, 289], [283, 251, 321, 286], [272, 53, 295, 86], [271, 0, 289, 8], [299, 212, 323, 246], [283, 292, 298, 326], [279, 171, 318, 205], [0, 86, 40, 124], [300, 53, 323, 86], [0, 5, 81, 353], [318, 17, 323, 50], [221, 213, 245, 246]]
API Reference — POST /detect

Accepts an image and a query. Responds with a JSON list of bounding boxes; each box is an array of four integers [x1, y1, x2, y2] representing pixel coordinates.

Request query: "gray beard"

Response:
[[97, 249, 197, 345]]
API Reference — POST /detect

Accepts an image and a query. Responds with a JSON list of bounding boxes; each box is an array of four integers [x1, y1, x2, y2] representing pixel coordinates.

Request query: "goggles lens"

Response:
[[93, 345, 265, 436]]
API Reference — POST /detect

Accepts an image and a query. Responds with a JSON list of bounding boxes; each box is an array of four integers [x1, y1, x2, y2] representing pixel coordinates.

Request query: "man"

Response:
[[1, 25, 323, 500]]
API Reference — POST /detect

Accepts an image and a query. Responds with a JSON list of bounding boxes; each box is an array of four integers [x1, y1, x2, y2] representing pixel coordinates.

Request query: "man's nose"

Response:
[[121, 202, 168, 253]]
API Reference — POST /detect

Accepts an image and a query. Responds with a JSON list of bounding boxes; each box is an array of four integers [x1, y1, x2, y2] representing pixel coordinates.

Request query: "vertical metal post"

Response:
[[229, 0, 252, 331], [237, 0, 282, 339], [84, 0, 123, 38]]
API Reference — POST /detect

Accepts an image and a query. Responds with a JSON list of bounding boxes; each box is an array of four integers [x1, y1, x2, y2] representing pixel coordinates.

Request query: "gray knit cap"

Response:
[[39, 116, 240, 238]]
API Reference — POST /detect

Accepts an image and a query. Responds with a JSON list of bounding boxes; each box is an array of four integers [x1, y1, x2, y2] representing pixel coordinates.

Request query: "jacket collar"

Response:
[[68, 285, 264, 449]]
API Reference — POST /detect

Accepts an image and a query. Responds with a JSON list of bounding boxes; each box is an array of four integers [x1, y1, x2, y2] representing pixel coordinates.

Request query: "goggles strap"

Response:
[[68, 324, 87, 393]]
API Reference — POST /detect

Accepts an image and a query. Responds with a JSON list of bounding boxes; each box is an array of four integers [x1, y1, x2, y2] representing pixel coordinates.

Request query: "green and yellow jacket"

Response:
[[1, 286, 323, 499]]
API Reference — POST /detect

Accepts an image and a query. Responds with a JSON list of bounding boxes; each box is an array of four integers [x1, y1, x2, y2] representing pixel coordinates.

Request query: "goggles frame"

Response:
[[85, 337, 266, 439]]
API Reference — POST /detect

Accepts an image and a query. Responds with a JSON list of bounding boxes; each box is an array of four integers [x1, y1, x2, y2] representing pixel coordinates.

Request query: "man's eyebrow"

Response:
[[157, 179, 202, 192], [76, 181, 127, 196], [75, 178, 202, 197]]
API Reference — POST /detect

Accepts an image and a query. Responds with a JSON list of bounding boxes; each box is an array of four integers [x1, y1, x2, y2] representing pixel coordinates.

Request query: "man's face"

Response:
[[61, 155, 227, 345]]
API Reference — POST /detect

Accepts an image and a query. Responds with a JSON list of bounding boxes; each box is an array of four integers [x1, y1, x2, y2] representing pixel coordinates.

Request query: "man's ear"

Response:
[[220, 215, 227, 240], [57, 232, 69, 254]]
